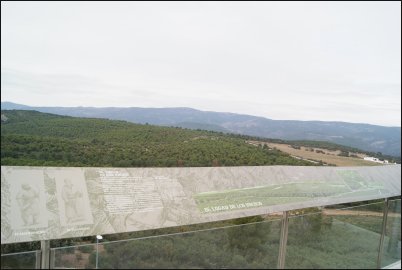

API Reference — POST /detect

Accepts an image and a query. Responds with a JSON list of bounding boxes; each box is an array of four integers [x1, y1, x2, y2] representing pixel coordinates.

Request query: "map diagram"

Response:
[[194, 170, 387, 214]]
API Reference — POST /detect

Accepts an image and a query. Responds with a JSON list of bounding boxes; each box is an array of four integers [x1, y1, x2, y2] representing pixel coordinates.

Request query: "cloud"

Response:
[[1, 2, 400, 126]]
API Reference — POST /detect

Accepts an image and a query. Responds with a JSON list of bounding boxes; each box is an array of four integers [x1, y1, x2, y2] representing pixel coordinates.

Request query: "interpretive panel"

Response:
[[1, 165, 400, 243]]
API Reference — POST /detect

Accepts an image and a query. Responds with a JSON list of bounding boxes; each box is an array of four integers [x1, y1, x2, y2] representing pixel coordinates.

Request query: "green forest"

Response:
[[1, 110, 313, 167]]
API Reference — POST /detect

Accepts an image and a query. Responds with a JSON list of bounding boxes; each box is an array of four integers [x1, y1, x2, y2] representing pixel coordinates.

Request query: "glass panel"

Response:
[[0, 251, 39, 269], [50, 244, 96, 269], [51, 244, 96, 269], [285, 202, 384, 269], [82, 218, 282, 269], [381, 199, 401, 268]]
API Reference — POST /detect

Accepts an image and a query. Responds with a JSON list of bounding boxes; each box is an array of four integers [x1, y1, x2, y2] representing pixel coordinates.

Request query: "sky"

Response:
[[1, 2, 401, 127]]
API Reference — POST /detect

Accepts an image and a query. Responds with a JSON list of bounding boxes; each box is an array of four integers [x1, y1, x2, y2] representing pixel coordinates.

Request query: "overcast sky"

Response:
[[1, 2, 401, 126]]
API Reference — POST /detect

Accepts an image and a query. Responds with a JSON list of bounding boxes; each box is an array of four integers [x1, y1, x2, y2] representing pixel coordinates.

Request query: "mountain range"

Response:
[[2, 101, 400, 157]]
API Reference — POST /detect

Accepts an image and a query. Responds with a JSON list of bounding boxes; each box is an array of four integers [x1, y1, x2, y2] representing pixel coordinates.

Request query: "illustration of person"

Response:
[[61, 179, 83, 223], [16, 183, 40, 226]]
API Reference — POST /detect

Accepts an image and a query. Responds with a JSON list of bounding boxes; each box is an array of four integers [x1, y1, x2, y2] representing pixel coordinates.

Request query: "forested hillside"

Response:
[[1, 110, 313, 167], [3, 102, 400, 156]]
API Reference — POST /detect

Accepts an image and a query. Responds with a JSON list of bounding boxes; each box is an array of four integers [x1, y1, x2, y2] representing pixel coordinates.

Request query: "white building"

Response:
[[364, 157, 389, 164]]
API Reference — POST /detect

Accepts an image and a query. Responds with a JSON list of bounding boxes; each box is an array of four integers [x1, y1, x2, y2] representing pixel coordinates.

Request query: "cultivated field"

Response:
[[253, 142, 379, 167]]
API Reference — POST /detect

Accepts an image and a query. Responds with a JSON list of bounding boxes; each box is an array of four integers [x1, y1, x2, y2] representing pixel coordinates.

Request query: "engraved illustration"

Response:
[[16, 183, 40, 226], [7, 168, 48, 231], [156, 177, 194, 226], [62, 179, 83, 223], [53, 169, 94, 227]]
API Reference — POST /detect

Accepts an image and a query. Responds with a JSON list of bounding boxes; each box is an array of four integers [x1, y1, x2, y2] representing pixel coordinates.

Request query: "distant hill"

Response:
[[1, 110, 314, 167], [2, 101, 400, 157]]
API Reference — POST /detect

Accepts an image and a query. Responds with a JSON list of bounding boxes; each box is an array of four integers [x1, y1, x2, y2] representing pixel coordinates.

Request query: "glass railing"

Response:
[[0, 250, 40, 269], [285, 202, 385, 269], [50, 243, 95, 269], [51, 217, 282, 269], [381, 199, 401, 268], [2, 199, 401, 269]]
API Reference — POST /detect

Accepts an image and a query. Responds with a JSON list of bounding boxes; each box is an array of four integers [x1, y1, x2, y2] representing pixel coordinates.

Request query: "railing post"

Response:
[[277, 211, 289, 269], [35, 250, 41, 269], [41, 240, 50, 269], [50, 249, 55, 269], [377, 198, 389, 269]]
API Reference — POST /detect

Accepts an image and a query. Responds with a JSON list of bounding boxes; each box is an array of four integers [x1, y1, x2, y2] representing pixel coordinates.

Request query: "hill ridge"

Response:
[[2, 102, 400, 157]]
